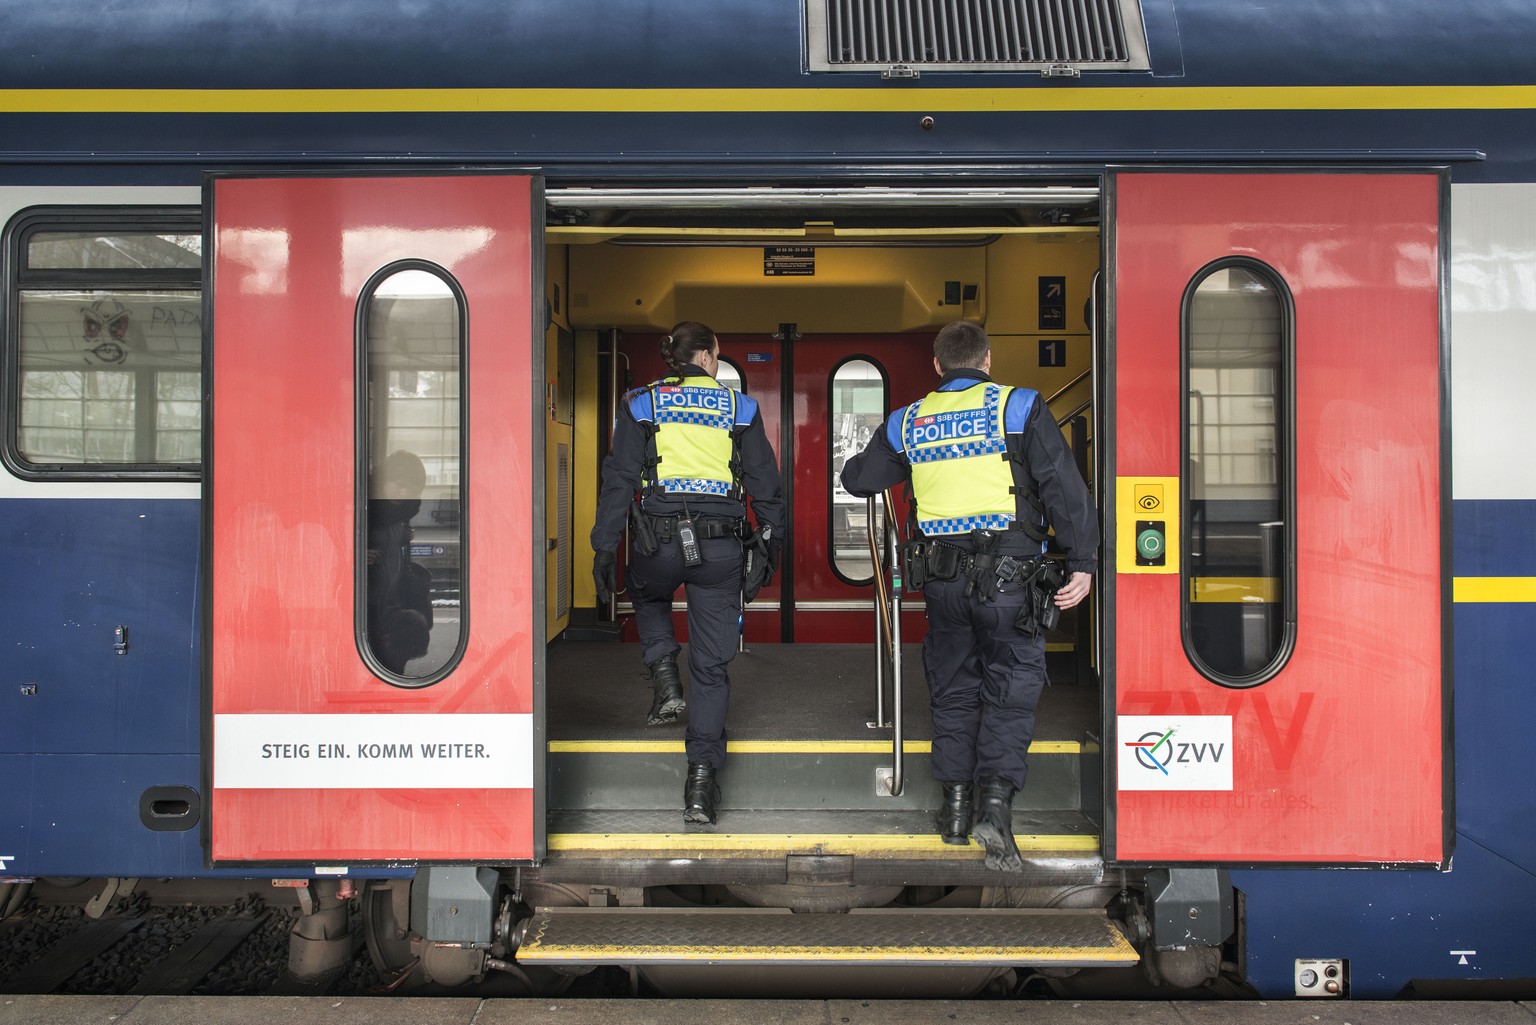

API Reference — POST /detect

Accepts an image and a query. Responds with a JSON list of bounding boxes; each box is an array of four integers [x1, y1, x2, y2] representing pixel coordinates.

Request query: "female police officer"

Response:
[[590, 322, 784, 824], [840, 321, 1096, 870]]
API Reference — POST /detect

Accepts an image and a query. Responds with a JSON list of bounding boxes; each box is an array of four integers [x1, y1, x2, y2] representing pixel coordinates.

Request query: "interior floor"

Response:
[[547, 640, 1098, 743]]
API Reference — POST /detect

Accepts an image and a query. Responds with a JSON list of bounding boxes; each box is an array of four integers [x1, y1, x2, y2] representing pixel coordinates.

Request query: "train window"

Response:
[[830, 356, 888, 584], [26, 230, 200, 270], [359, 263, 467, 687], [715, 357, 744, 393], [5, 208, 202, 479], [1182, 259, 1296, 687]]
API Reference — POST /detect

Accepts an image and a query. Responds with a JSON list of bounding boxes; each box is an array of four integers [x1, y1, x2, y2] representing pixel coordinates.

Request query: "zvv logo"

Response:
[[1125, 728, 1226, 776], [1126, 728, 1174, 775], [1118, 716, 1234, 791]]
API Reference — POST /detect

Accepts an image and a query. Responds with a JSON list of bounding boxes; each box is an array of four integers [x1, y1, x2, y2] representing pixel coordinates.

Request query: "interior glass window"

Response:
[[830, 357, 888, 584], [1183, 261, 1293, 685], [361, 266, 465, 685], [8, 209, 203, 477], [27, 230, 201, 270], [16, 288, 202, 468]]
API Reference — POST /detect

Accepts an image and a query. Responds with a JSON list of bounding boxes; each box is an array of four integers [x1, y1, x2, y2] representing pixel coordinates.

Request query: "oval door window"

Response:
[[830, 357, 888, 584], [1182, 260, 1295, 686], [714, 357, 744, 393], [359, 264, 467, 686]]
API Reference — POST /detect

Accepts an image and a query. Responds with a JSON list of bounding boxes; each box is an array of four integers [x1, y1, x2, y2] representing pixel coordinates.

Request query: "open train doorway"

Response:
[[543, 184, 1106, 866]]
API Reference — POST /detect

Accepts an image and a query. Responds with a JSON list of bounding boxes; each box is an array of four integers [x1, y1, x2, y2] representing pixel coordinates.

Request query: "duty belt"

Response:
[[648, 514, 742, 542], [903, 537, 1040, 591], [903, 532, 1067, 636]]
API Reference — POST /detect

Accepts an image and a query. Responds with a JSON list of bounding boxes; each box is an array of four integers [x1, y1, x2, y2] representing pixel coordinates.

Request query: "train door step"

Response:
[[546, 807, 1099, 861], [516, 905, 1138, 967]]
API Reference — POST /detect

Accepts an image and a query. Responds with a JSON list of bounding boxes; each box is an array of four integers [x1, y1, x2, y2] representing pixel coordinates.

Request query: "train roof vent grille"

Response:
[[807, 0, 1149, 73]]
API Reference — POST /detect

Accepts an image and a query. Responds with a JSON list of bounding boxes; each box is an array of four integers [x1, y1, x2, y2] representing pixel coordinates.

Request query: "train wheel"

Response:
[[362, 878, 584, 996]]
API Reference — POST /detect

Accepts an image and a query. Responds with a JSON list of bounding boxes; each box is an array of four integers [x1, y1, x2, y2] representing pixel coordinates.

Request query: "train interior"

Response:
[[524, 186, 1107, 870]]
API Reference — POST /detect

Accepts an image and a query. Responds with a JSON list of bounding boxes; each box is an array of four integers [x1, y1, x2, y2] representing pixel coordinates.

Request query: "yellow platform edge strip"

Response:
[[550, 740, 1080, 754], [519, 943, 1136, 963], [547, 832, 1100, 853], [4, 85, 1536, 114]]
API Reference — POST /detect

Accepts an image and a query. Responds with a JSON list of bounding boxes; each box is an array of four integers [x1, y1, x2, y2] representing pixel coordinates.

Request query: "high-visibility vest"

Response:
[[899, 382, 1020, 536], [630, 376, 749, 498]]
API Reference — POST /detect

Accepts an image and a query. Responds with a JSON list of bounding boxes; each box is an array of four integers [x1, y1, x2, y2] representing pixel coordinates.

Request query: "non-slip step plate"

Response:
[[517, 906, 1138, 967], [546, 807, 1100, 861]]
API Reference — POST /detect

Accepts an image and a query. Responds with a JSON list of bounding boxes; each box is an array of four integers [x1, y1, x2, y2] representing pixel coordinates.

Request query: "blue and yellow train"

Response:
[[1, 0, 1533, 999]]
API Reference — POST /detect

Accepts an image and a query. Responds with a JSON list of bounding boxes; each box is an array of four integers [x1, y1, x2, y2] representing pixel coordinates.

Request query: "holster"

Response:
[[902, 538, 964, 591], [630, 502, 659, 556], [901, 539, 928, 590], [741, 525, 773, 602], [1016, 559, 1068, 636]]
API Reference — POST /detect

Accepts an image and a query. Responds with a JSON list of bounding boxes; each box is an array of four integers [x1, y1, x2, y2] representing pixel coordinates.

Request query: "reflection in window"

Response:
[[27, 230, 201, 270], [17, 289, 202, 466], [362, 267, 464, 684], [830, 358, 887, 583], [1184, 261, 1292, 684], [10, 216, 203, 473]]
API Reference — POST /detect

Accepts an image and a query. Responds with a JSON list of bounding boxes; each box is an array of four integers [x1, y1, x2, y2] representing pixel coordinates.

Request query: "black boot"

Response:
[[936, 782, 973, 845], [683, 763, 720, 824], [971, 778, 1024, 872], [646, 654, 686, 725]]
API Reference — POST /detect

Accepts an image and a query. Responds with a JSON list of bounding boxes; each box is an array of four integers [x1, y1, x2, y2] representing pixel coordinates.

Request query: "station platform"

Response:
[[2, 996, 1532, 1025]]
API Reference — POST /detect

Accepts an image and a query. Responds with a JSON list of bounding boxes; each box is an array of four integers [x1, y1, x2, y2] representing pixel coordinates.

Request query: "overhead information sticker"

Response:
[[1118, 715, 1233, 791], [214, 713, 533, 789], [764, 246, 815, 276]]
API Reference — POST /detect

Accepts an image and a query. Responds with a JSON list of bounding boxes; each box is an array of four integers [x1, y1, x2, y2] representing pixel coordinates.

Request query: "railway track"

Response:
[[0, 886, 381, 997]]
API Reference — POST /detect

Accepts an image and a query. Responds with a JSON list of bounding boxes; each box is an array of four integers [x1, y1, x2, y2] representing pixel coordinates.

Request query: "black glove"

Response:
[[766, 536, 782, 579], [593, 550, 616, 605]]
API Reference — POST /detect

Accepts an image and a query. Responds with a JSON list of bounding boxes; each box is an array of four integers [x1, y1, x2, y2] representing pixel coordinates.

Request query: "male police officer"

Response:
[[840, 321, 1097, 870], [591, 322, 784, 824]]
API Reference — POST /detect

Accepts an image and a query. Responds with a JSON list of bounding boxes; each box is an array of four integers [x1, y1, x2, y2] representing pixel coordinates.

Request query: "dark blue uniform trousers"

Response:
[[921, 575, 1048, 791], [629, 533, 742, 769]]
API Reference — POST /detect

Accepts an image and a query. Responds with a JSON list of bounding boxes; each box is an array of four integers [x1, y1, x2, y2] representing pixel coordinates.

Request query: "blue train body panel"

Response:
[[0, 498, 202, 876], [1234, 837, 1536, 998], [1, 499, 201, 754]]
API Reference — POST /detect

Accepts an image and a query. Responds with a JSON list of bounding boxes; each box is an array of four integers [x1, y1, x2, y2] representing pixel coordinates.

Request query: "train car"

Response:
[[1, 0, 1533, 1000]]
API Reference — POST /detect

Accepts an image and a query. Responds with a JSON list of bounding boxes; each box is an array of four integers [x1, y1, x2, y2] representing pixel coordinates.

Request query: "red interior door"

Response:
[[208, 174, 542, 863], [1109, 171, 1446, 864], [790, 334, 933, 644]]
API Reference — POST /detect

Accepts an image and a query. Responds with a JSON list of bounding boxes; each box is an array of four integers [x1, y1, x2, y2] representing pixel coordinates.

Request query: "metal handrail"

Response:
[[866, 495, 890, 728], [884, 490, 904, 797], [1057, 398, 1093, 428], [862, 491, 904, 795], [865, 496, 894, 658], [1044, 366, 1092, 407]]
